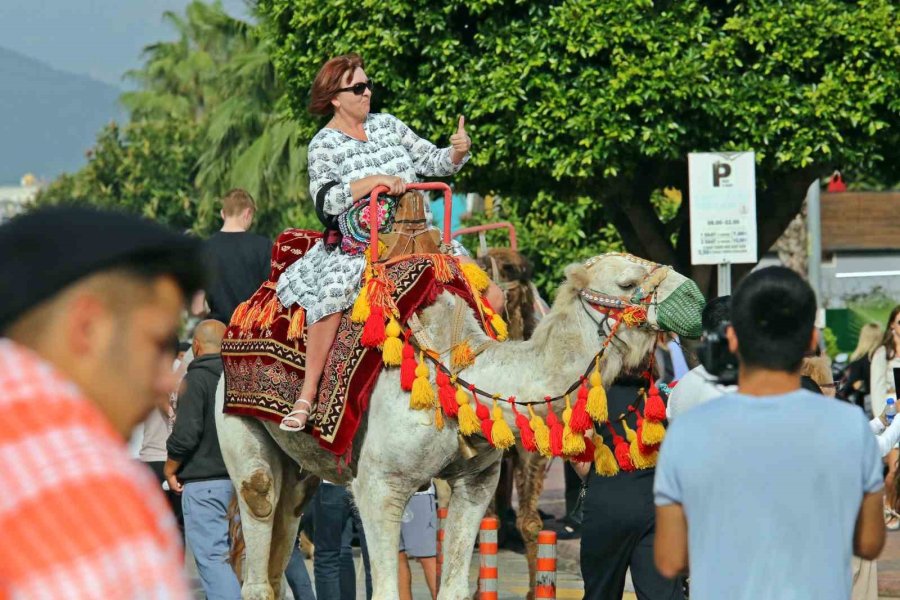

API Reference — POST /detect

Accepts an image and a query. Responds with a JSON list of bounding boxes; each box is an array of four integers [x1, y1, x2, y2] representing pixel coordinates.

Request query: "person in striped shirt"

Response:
[[0, 206, 205, 599]]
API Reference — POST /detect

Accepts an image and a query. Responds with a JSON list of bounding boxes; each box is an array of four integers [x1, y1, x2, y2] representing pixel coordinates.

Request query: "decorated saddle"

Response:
[[221, 224, 506, 459]]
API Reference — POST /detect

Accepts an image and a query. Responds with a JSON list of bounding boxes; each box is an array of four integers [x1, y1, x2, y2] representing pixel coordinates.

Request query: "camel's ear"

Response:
[[564, 263, 591, 290]]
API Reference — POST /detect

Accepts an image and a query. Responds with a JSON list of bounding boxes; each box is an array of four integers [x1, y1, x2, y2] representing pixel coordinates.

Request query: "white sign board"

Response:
[[688, 152, 757, 265]]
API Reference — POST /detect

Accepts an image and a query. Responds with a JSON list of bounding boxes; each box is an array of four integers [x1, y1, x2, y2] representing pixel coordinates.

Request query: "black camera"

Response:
[[697, 322, 738, 385]]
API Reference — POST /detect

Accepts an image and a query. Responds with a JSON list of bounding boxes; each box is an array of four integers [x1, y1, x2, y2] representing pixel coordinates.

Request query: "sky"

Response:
[[0, 0, 251, 87]]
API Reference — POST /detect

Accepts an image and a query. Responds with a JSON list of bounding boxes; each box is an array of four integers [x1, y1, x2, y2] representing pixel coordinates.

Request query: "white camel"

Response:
[[215, 252, 704, 600]]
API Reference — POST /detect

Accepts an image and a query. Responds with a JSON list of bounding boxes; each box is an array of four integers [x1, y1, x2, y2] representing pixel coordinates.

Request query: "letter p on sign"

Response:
[[712, 162, 732, 187]]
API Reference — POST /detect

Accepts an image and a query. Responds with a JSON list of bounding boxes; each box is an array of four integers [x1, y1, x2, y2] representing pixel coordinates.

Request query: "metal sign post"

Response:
[[688, 152, 758, 297]]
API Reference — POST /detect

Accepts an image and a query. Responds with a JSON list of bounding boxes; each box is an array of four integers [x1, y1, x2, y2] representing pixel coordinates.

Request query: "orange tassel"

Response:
[[432, 254, 454, 283], [570, 379, 592, 433], [287, 307, 305, 341], [546, 403, 564, 457], [257, 294, 282, 330], [451, 341, 476, 371], [437, 370, 458, 417], [645, 381, 667, 421], [435, 406, 445, 431], [230, 300, 251, 329], [512, 401, 536, 452]]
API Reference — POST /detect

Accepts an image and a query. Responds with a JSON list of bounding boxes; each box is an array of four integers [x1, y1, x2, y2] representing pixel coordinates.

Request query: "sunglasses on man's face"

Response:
[[337, 80, 373, 96]]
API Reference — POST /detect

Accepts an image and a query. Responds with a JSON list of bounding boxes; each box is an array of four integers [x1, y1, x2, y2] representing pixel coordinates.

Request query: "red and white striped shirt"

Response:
[[0, 339, 189, 599]]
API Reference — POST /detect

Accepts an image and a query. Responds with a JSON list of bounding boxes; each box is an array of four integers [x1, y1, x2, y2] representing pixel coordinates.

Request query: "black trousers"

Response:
[[580, 468, 685, 600]]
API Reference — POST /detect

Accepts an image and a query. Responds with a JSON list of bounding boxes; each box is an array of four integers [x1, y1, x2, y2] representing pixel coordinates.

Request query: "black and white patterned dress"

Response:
[[276, 113, 469, 324]]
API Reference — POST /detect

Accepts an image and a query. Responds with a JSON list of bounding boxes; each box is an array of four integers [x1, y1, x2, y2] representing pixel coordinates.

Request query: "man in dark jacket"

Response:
[[164, 319, 240, 599]]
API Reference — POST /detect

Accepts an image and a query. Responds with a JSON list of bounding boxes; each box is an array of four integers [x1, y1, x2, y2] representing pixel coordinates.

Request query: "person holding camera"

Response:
[[653, 267, 885, 599], [666, 296, 736, 422]]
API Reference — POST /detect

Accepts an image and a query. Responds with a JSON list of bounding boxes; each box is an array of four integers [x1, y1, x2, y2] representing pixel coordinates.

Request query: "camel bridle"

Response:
[[577, 253, 672, 341]]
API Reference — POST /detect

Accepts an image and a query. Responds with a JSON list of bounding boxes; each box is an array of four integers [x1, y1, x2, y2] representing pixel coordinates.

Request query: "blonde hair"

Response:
[[800, 355, 833, 389], [851, 322, 884, 362], [221, 188, 257, 217]]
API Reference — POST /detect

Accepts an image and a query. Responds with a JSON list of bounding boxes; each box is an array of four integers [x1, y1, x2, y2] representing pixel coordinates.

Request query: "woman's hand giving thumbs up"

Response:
[[450, 115, 471, 164]]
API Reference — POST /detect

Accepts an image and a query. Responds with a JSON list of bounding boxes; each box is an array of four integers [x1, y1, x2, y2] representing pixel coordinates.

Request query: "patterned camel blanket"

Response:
[[221, 228, 484, 458]]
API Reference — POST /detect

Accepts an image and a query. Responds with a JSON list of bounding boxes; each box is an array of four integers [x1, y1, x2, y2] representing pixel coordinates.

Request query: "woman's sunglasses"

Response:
[[337, 80, 373, 96]]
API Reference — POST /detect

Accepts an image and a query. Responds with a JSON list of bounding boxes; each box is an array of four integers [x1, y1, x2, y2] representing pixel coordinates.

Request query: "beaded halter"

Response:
[[578, 253, 671, 324]]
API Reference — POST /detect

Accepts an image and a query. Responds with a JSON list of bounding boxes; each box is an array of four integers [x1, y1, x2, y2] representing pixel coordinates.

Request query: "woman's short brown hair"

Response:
[[309, 53, 365, 116]]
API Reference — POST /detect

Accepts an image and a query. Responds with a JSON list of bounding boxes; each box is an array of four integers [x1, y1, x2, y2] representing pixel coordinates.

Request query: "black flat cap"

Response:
[[0, 205, 203, 331]]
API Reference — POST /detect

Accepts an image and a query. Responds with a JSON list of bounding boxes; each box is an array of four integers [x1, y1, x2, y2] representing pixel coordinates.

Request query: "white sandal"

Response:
[[280, 399, 313, 432]]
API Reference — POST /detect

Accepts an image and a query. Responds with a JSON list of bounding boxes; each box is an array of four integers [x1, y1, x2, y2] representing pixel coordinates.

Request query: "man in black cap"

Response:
[[0, 206, 204, 598]]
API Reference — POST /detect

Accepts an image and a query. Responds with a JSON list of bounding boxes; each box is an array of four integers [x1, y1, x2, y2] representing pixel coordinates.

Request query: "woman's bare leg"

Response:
[[281, 311, 343, 430]]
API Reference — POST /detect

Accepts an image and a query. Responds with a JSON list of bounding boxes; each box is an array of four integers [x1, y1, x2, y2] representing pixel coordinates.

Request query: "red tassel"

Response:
[[573, 436, 595, 463], [400, 337, 417, 391], [512, 400, 536, 452], [569, 378, 592, 433], [361, 306, 386, 347], [612, 429, 635, 472], [473, 388, 493, 445], [645, 381, 666, 421], [546, 400, 564, 457], [437, 369, 458, 418]]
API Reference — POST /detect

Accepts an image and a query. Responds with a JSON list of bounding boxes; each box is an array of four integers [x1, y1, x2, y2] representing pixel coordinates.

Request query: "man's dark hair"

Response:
[[701, 295, 731, 332], [731, 266, 816, 372]]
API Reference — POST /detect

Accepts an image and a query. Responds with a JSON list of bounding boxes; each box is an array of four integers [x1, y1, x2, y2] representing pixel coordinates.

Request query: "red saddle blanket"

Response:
[[221, 229, 483, 458]]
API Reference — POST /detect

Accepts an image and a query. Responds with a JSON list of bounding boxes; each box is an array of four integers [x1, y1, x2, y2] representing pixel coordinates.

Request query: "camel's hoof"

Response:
[[240, 583, 274, 600]]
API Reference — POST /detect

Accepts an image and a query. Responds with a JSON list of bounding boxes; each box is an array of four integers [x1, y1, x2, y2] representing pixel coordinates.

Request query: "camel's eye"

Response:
[[619, 281, 636, 291]]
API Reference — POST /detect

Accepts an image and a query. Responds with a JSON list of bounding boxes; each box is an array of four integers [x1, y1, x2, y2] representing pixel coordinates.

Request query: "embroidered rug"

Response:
[[221, 228, 482, 457]]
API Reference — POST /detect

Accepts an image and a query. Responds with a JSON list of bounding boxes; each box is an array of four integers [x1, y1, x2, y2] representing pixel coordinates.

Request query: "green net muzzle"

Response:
[[656, 279, 705, 339]]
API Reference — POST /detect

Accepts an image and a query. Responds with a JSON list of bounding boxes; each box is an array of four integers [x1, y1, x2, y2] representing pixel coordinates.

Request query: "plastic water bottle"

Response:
[[887, 398, 896, 424]]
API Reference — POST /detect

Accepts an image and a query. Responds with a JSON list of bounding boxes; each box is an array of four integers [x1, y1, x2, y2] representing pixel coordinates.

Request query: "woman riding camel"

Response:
[[277, 53, 498, 432]]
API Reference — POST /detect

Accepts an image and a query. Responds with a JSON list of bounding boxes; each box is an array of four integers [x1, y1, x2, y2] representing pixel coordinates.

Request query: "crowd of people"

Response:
[[0, 49, 895, 600]]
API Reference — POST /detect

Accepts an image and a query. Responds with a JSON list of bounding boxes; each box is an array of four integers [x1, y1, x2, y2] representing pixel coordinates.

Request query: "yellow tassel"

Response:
[[410, 353, 435, 410], [451, 341, 476, 371], [456, 385, 481, 435], [258, 294, 282, 330], [230, 300, 251, 329], [528, 405, 552, 457], [622, 420, 637, 443], [586, 364, 608, 422], [490, 312, 508, 341], [287, 307, 306, 341], [382, 317, 403, 366], [630, 437, 658, 469], [562, 395, 586, 456], [350, 285, 370, 323], [594, 440, 619, 476], [641, 420, 666, 446], [490, 399, 515, 450], [461, 261, 491, 292], [435, 406, 445, 431]]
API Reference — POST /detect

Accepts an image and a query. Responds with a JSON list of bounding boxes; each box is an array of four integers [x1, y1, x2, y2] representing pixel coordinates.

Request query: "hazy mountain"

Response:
[[0, 46, 123, 185]]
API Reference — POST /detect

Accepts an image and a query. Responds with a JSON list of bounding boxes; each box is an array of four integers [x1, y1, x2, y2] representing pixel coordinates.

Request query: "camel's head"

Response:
[[564, 252, 705, 339]]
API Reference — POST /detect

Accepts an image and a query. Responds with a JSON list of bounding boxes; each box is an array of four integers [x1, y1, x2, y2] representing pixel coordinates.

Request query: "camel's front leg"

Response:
[[439, 454, 503, 600]]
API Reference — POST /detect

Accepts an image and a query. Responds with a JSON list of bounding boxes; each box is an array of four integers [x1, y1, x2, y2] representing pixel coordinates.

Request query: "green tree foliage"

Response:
[[260, 0, 898, 293], [37, 120, 201, 232], [37, 1, 318, 239]]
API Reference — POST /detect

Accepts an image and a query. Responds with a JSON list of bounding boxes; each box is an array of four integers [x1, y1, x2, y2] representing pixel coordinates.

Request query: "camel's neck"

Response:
[[463, 289, 620, 401]]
